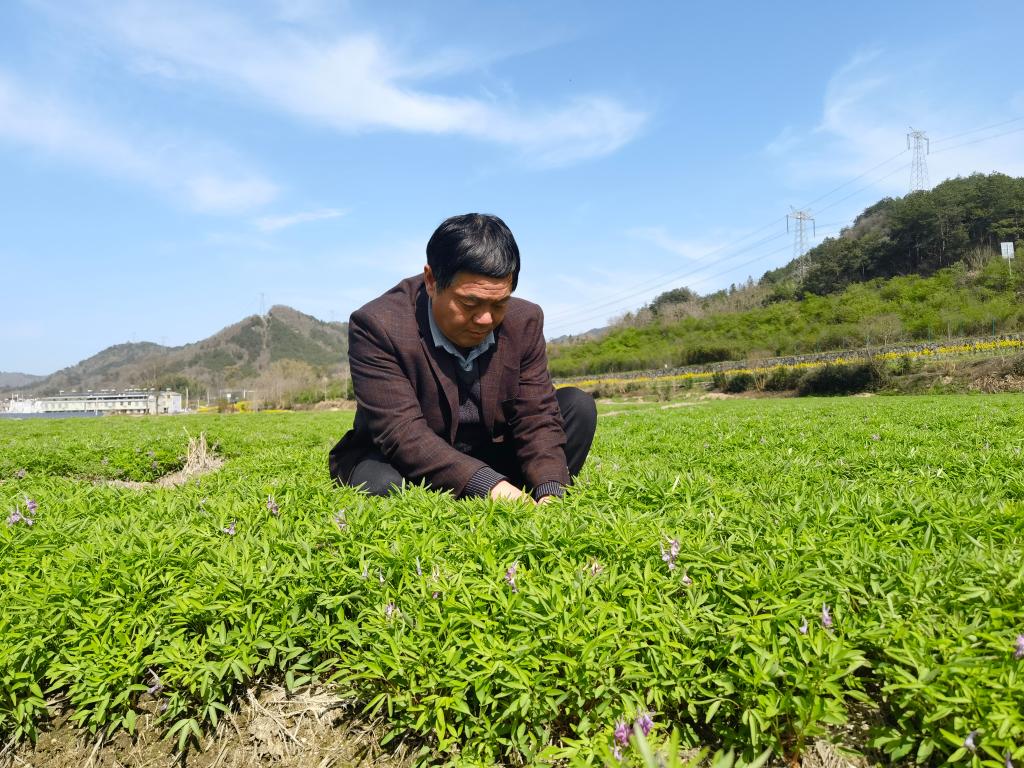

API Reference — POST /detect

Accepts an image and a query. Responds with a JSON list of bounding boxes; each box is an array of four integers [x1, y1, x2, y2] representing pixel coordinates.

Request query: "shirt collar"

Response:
[[427, 297, 496, 372]]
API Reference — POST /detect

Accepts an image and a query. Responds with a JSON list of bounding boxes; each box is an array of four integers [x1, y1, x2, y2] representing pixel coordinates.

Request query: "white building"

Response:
[[5, 390, 183, 415]]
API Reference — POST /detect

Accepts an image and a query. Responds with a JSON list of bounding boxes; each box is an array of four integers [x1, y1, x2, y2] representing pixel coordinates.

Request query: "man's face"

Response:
[[424, 266, 514, 349]]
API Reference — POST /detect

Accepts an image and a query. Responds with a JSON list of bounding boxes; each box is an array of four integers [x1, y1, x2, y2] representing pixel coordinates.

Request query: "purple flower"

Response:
[[6, 508, 32, 527], [266, 495, 279, 516], [799, 617, 809, 635], [964, 730, 978, 753], [432, 591, 441, 600], [614, 720, 631, 747], [360, 565, 369, 580], [1014, 634, 1024, 660], [222, 521, 236, 535], [416, 557, 423, 577], [588, 558, 604, 576], [146, 668, 163, 696], [635, 712, 654, 737], [15, 469, 26, 479], [821, 604, 833, 629], [612, 745, 624, 762], [505, 560, 519, 593], [681, 569, 693, 586], [384, 602, 396, 619], [147, 450, 155, 458], [871, 434, 881, 441], [378, 568, 385, 585], [333, 510, 348, 530], [1005, 751, 1014, 768], [660, 542, 678, 571], [23, 496, 38, 514], [610, 720, 626, 749]]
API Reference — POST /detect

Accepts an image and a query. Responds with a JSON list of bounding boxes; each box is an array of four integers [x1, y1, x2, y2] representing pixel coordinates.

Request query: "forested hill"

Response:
[[548, 173, 1024, 377], [766, 172, 1024, 298], [18, 306, 348, 397]]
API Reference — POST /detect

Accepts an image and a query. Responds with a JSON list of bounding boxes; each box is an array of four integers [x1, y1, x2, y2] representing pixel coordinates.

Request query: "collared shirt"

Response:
[[426, 298, 495, 371]]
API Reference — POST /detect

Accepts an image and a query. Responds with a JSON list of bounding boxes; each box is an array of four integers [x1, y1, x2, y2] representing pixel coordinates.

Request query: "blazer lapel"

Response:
[[415, 287, 460, 442], [478, 324, 506, 436]]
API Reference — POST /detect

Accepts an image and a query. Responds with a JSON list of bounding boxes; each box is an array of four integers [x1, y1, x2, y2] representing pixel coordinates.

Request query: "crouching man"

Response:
[[329, 213, 596, 503]]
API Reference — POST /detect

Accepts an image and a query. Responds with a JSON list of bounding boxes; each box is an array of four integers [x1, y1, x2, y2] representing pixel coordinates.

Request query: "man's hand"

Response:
[[536, 495, 557, 505], [490, 480, 534, 503]]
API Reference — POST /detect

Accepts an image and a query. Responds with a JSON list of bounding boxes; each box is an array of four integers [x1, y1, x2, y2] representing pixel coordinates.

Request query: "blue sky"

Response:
[[3, 0, 1023, 375]]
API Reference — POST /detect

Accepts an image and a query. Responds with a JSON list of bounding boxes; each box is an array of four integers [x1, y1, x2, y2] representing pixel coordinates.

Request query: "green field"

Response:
[[2, 396, 1023, 766]]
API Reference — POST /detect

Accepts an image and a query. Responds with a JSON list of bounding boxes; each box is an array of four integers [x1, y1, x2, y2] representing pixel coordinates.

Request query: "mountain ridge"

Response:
[[9, 305, 348, 397]]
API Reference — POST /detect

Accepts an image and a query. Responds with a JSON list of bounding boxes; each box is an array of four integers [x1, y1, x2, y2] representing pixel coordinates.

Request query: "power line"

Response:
[[799, 148, 909, 210], [544, 227, 789, 326], [813, 162, 911, 216], [546, 160, 912, 329], [931, 115, 1024, 145], [550, 228, 844, 334], [931, 124, 1024, 155], [547, 114, 1020, 335], [547, 154, 915, 329], [549, 224, 848, 334], [546, 155, 907, 331]]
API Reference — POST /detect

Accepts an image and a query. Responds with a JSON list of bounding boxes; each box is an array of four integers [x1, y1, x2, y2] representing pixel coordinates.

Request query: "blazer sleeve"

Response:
[[348, 308, 489, 496], [505, 307, 570, 489]]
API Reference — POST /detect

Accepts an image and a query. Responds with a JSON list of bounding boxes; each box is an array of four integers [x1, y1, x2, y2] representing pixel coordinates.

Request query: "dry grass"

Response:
[[2, 687, 416, 768], [100, 432, 225, 490]]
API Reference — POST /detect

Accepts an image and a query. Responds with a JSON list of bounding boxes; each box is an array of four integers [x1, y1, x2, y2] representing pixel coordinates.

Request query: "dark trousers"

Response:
[[348, 387, 597, 497]]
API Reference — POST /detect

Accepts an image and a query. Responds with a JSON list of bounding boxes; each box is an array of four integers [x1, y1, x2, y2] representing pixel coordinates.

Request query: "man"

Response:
[[329, 213, 596, 503]]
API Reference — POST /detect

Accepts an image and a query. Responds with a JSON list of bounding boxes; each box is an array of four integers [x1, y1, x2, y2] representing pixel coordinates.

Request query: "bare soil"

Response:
[[1, 688, 415, 768], [99, 433, 224, 491]]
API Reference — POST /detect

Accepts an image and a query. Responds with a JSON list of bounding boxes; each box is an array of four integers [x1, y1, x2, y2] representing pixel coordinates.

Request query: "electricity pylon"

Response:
[[787, 208, 815, 281], [907, 127, 930, 192]]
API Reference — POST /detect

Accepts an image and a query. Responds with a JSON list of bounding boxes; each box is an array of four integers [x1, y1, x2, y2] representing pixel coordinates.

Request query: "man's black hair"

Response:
[[426, 213, 520, 291]]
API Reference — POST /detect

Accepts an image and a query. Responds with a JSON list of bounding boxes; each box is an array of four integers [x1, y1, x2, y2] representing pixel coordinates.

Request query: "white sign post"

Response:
[[1001, 241, 1015, 260]]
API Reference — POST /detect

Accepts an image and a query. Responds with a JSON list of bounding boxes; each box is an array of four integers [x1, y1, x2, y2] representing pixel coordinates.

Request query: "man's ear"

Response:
[[423, 265, 436, 298]]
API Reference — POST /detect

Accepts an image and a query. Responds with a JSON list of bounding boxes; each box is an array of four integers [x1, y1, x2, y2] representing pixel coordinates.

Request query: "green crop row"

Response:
[[1, 399, 1022, 766]]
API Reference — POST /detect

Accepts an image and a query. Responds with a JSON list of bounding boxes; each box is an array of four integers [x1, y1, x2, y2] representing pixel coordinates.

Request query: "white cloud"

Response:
[[0, 71, 153, 176], [255, 207, 349, 232], [188, 175, 278, 213], [626, 227, 730, 261], [765, 49, 1024, 203], [764, 126, 802, 157], [69, 1, 646, 167], [0, 70, 278, 214]]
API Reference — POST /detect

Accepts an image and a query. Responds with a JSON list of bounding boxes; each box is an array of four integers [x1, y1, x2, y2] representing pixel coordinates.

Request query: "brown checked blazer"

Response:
[[329, 274, 569, 497]]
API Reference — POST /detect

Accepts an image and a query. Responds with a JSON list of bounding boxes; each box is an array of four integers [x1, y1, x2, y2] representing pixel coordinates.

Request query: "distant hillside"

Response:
[[764, 172, 1024, 298], [0, 372, 45, 388], [549, 172, 1024, 376], [20, 306, 348, 396], [549, 258, 1023, 376], [548, 326, 612, 345]]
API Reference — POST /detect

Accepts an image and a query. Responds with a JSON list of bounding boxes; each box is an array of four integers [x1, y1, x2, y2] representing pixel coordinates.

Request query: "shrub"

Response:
[[723, 372, 756, 393], [797, 362, 881, 396], [678, 346, 734, 366], [763, 366, 804, 392], [1006, 353, 1024, 377]]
